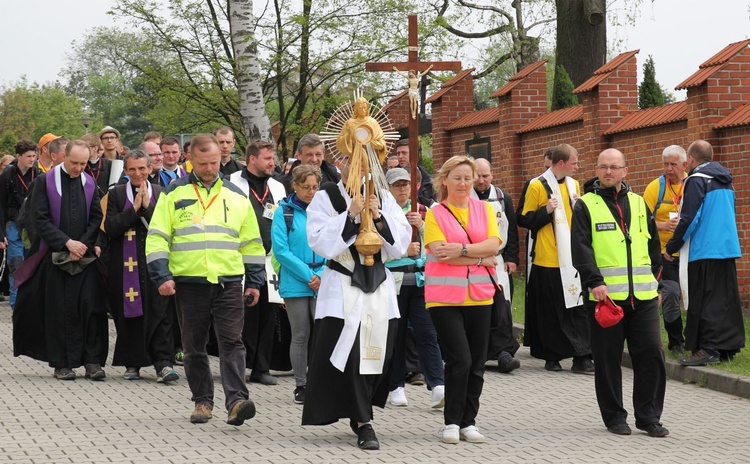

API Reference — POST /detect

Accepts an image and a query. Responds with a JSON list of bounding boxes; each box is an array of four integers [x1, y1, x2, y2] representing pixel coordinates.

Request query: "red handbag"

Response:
[[595, 296, 624, 328]]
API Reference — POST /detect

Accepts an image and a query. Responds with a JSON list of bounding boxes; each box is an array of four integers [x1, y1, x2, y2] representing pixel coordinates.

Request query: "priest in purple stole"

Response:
[[103, 150, 178, 383], [13, 140, 106, 381]]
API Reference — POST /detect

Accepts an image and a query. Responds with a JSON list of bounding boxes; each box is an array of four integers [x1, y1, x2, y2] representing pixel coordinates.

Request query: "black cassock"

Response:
[[104, 183, 174, 371], [13, 170, 106, 368]]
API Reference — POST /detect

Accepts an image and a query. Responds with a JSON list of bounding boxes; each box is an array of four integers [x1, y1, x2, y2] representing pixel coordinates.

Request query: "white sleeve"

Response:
[[379, 191, 411, 261], [306, 190, 354, 259]]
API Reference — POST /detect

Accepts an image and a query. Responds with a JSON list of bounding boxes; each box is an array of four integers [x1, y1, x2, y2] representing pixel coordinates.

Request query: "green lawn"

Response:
[[510, 273, 750, 376]]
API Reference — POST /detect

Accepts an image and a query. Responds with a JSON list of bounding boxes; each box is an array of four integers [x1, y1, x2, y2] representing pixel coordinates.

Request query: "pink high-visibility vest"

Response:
[[425, 199, 496, 304]]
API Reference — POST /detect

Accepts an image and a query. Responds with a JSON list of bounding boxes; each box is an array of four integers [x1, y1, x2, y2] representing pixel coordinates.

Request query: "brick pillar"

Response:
[[426, 69, 475, 169]]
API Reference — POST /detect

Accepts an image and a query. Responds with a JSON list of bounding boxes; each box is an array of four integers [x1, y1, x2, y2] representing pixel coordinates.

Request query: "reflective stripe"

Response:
[[244, 255, 265, 264], [146, 251, 169, 263], [239, 240, 251, 248], [174, 225, 239, 238], [606, 281, 658, 294], [424, 276, 468, 287], [425, 254, 438, 262], [171, 241, 239, 252], [599, 266, 651, 277], [469, 274, 493, 284], [148, 228, 172, 243]]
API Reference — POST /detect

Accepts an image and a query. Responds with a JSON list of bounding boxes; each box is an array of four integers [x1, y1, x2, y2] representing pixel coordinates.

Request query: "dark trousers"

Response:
[[390, 285, 444, 390], [242, 283, 275, 373], [430, 305, 491, 427], [588, 297, 666, 429], [175, 281, 249, 412], [659, 256, 684, 349]]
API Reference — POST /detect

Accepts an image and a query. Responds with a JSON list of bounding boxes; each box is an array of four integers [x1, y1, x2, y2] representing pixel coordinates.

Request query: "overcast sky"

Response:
[[1, 0, 749, 102]]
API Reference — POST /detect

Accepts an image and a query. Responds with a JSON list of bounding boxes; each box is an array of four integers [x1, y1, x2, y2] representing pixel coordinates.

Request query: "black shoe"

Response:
[[638, 422, 669, 437], [247, 372, 278, 385], [355, 424, 380, 450], [408, 372, 425, 386], [497, 351, 521, 373], [544, 360, 562, 372], [53, 368, 76, 380], [669, 344, 685, 358], [84, 363, 106, 381], [571, 358, 595, 375], [227, 399, 256, 426], [678, 349, 720, 366], [606, 423, 632, 435], [293, 386, 305, 404]]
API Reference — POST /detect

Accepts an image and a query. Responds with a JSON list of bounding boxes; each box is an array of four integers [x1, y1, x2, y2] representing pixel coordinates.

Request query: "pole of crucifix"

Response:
[[366, 14, 461, 212]]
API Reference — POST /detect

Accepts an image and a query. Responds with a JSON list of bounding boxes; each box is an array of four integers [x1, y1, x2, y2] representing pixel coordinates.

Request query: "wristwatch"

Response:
[[461, 244, 468, 257]]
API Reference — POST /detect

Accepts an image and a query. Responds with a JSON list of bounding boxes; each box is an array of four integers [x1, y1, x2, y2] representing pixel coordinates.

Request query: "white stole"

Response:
[[471, 187, 511, 299], [540, 168, 582, 308], [677, 172, 712, 310], [326, 194, 390, 375], [228, 171, 287, 304]]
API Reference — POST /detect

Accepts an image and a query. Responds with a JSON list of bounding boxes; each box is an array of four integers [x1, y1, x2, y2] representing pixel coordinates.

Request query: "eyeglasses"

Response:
[[101, 136, 118, 141], [296, 185, 319, 192], [596, 165, 625, 172], [391, 182, 411, 189]]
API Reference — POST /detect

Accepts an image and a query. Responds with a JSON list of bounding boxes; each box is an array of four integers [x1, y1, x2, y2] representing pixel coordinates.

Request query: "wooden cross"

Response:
[[366, 14, 462, 211], [125, 287, 139, 302], [124, 229, 137, 241], [124, 257, 138, 272]]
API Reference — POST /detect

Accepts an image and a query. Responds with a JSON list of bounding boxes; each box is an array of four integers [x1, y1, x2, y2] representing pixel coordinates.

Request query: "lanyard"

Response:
[[667, 178, 683, 207], [249, 183, 270, 205], [16, 168, 34, 193], [88, 158, 102, 180], [192, 183, 220, 213]]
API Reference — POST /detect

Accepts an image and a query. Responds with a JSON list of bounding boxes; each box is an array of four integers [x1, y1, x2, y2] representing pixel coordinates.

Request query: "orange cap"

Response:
[[38, 133, 60, 150]]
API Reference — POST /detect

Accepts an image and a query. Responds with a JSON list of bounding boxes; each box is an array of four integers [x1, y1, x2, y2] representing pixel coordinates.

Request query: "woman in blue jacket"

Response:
[[271, 164, 324, 405]]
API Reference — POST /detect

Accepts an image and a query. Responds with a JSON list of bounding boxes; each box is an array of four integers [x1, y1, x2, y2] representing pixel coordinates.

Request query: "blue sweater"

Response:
[[666, 161, 741, 261], [271, 195, 325, 298]]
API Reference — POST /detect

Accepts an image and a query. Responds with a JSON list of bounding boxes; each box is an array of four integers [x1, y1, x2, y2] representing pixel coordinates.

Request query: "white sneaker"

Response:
[[430, 385, 445, 409], [459, 425, 486, 443], [389, 386, 408, 406], [441, 424, 460, 444]]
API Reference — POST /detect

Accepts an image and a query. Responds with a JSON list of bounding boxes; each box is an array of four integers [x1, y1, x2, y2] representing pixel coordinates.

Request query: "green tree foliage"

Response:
[[551, 65, 578, 110], [638, 55, 667, 109], [0, 79, 86, 153]]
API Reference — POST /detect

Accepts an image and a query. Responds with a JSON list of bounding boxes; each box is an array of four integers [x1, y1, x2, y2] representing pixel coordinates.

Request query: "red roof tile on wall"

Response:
[[517, 105, 583, 134], [715, 103, 750, 129], [425, 68, 475, 103], [446, 107, 500, 131], [676, 39, 750, 89], [604, 102, 687, 135], [491, 60, 547, 98], [573, 50, 639, 94]]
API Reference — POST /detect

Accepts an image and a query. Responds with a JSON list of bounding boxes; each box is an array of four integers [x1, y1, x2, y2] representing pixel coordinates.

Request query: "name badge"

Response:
[[595, 222, 616, 232], [262, 203, 276, 220]]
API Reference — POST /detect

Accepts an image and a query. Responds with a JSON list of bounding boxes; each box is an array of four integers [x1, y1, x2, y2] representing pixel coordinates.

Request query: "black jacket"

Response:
[[571, 178, 661, 295], [280, 159, 341, 194], [0, 164, 39, 240]]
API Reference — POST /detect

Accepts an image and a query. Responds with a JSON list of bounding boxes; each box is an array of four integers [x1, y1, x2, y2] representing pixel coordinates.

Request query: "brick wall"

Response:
[[387, 42, 750, 309]]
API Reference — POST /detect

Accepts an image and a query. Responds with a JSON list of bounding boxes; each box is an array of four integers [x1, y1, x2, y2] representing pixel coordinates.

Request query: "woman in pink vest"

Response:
[[424, 155, 502, 444]]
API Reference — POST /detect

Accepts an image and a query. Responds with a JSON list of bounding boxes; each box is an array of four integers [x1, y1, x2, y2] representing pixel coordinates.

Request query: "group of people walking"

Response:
[[2, 124, 744, 450]]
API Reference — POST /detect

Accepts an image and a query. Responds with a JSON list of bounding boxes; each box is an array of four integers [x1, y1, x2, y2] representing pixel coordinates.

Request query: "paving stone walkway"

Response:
[[1, 304, 748, 463]]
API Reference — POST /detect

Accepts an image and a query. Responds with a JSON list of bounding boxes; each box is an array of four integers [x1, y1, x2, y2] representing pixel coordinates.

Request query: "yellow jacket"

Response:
[[146, 173, 265, 287]]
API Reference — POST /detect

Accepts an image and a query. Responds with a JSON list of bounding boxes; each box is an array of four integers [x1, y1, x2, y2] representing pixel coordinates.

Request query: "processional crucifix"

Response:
[[366, 14, 462, 212]]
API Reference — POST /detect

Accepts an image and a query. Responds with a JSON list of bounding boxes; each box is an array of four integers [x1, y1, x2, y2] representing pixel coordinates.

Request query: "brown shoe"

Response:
[[190, 403, 213, 424], [227, 399, 256, 426]]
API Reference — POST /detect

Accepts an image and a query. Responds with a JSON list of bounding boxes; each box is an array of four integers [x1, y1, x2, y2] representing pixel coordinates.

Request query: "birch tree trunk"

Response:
[[229, 0, 272, 141]]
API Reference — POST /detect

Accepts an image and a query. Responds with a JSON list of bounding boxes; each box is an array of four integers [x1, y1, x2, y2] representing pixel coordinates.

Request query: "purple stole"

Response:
[[122, 182, 156, 318], [43, 166, 96, 252], [11, 167, 95, 289]]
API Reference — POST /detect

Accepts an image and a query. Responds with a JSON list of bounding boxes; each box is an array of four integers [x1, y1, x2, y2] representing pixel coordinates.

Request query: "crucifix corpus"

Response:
[[366, 14, 462, 212]]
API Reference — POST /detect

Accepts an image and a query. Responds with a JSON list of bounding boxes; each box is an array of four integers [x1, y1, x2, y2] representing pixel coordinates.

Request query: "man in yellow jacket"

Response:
[[146, 134, 266, 426]]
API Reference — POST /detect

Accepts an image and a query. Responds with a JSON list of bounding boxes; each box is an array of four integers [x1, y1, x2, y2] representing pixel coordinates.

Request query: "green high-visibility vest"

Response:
[[580, 191, 658, 301]]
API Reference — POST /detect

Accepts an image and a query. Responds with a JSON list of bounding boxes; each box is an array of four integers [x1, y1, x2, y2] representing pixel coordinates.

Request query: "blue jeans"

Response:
[[6, 221, 24, 308]]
